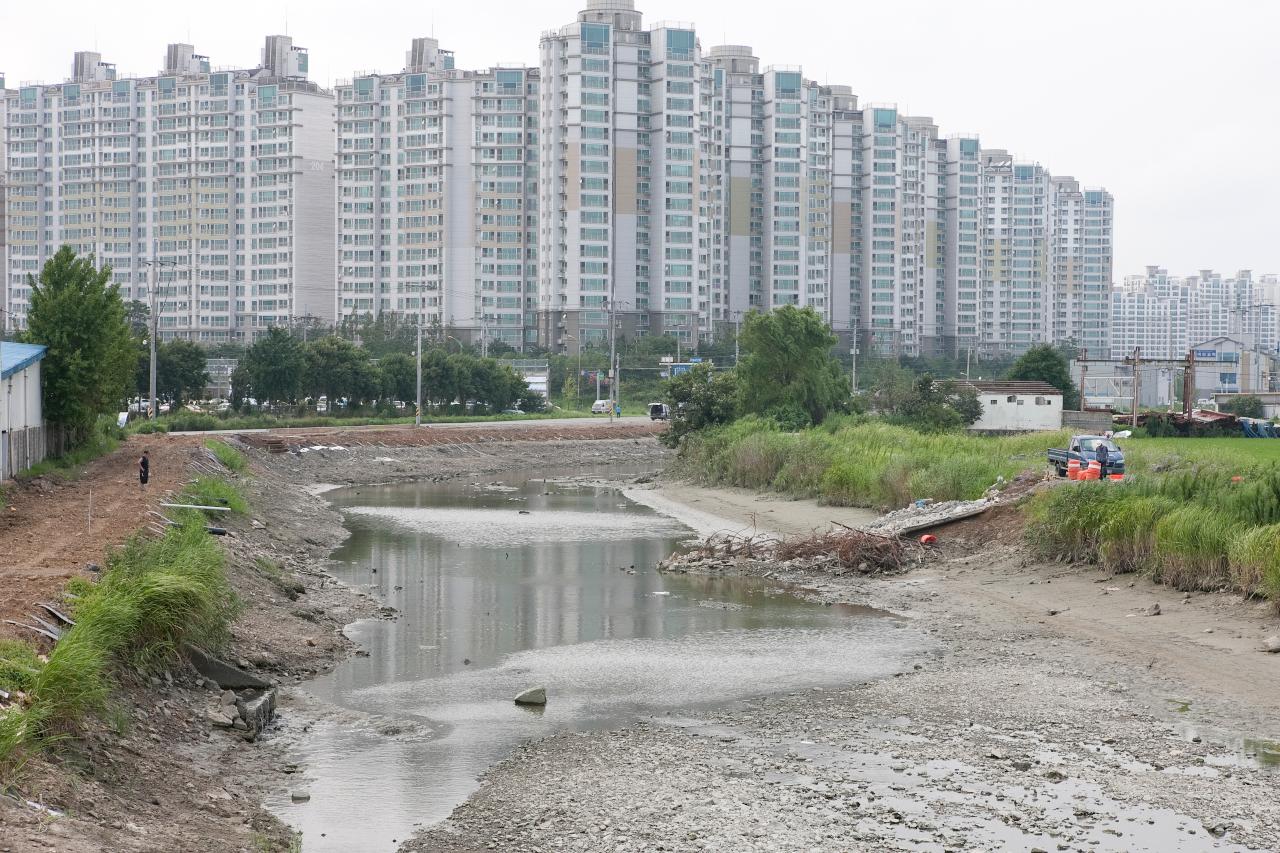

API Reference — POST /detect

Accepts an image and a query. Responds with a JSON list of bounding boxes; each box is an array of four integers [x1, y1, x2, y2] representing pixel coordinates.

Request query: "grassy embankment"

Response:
[[678, 415, 1066, 508], [0, 443, 248, 777], [677, 421, 1280, 606], [1028, 437, 1280, 603]]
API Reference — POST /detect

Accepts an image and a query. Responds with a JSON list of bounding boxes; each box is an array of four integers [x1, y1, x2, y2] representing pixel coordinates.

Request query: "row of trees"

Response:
[[19, 249, 542, 448], [662, 307, 1083, 444], [230, 327, 540, 414]]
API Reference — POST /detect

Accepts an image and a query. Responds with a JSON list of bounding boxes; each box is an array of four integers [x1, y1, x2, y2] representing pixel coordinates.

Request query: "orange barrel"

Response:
[[1087, 460, 1102, 479], [1067, 459, 1081, 480]]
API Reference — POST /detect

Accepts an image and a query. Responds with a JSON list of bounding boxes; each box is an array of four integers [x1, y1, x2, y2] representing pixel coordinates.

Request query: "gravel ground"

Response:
[[407, 499, 1280, 853]]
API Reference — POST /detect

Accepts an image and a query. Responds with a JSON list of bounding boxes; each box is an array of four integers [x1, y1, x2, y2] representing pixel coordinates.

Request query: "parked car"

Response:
[[648, 402, 671, 421], [501, 408, 524, 415], [591, 399, 611, 414]]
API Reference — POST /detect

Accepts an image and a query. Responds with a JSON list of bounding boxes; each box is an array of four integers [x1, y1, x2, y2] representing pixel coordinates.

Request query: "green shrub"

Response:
[[1099, 496, 1177, 573], [180, 477, 248, 515], [1150, 506, 1239, 591], [204, 439, 247, 473], [163, 412, 219, 432], [1024, 482, 1129, 561], [1226, 523, 1280, 599]]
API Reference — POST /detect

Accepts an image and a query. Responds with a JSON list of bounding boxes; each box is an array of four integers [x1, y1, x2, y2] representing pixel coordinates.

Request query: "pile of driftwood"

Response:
[[662, 527, 915, 576], [773, 528, 912, 574]]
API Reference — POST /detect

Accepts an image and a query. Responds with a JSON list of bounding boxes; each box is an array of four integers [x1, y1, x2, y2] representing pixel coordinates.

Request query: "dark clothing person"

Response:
[[1094, 443, 1109, 475], [139, 452, 150, 488]]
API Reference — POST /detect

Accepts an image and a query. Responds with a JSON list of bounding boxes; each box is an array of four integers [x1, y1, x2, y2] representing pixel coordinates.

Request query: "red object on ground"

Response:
[[919, 534, 938, 545], [1232, 476, 1244, 483]]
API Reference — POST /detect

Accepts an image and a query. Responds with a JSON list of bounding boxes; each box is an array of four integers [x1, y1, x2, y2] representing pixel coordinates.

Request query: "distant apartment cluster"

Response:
[[1111, 266, 1280, 360], [0, 0, 1114, 356]]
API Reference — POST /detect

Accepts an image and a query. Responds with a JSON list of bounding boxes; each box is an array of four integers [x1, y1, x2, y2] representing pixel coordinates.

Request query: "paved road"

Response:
[[170, 415, 655, 436]]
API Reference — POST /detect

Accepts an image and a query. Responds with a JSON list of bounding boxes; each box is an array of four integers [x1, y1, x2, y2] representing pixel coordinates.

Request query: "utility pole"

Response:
[[141, 243, 177, 420], [850, 343, 858, 396], [607, 297, 617, 423], [415, 321, 423, 427], [1131, 346, 1141, 429], [1078, 348, 1088, 411], [733, 313, 741, 367]]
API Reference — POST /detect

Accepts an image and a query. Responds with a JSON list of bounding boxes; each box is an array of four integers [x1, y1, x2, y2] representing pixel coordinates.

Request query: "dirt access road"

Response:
[[0, 434, 201, 633]]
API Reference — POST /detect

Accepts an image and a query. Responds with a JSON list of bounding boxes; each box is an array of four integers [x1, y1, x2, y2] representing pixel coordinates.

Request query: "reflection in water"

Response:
[[269, 471, 923, 852]]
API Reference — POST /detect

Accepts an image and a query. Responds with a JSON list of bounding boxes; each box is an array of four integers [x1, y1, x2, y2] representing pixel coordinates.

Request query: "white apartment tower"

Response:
[[1, 37, 335, 341], [334, 39, 539, 348], [537, 1, 709, 350]]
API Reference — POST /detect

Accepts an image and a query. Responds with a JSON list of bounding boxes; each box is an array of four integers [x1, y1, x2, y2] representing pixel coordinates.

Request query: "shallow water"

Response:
[[268, 468, 926, 851]]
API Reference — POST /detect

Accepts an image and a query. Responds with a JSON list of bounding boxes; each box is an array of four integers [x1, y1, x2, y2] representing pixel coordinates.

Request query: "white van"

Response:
[[591, 399, 611, 414]]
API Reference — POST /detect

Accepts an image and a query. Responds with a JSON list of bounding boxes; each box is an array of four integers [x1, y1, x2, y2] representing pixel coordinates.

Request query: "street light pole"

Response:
[[415, 322, 423, 427]]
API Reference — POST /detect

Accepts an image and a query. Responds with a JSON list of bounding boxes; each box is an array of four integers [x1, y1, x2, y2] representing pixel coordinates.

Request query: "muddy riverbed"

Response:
[[267, 467, 930, 851]]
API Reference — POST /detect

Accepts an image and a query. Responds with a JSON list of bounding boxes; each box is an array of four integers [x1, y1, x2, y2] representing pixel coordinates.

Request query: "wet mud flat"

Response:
[[408, 617, 1278, 853], [406, 528, 1280, 852]]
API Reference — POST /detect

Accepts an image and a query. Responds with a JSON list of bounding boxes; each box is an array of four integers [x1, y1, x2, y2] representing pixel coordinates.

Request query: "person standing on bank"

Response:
[[139, 449, 150, 492]]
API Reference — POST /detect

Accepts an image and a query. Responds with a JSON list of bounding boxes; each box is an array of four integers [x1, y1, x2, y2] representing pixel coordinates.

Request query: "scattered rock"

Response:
[[1142, 603, 1161, 617], [514, 686, 547, 706], [1263, 636, 1280, 653], [205, 709, 235, 728]]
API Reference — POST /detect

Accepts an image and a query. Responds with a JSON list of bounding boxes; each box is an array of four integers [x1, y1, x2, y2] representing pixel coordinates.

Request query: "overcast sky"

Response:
[[3, 0, 1277, 279]]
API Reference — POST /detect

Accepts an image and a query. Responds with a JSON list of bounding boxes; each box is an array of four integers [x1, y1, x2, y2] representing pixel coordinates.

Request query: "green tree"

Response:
[[24, 247, 137, 442], [881, 374, 982, 432], [124, 299, 150, 339], [1220, 394, 1264, 419], [661, 363, 739, 447], [157, 339, 209, 408], [229, 363, 252, 411], [736, 306, 848, 425], [304, 335, 368, 404], [242, 326, 305, 405], [420, 348, 453, 411], [379, 352, 417, 403], [1007, 344, 1079, 409]]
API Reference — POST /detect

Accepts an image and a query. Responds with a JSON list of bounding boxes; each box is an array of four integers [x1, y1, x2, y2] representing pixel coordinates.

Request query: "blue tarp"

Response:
[[0, 342, 46, 379]]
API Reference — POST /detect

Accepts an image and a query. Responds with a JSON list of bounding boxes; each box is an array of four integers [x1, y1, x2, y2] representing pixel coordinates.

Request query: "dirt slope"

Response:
[[0, 434, 199, 634]]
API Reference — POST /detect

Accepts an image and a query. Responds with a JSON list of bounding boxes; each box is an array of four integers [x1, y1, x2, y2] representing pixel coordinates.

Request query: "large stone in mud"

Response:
[[184, 644, 271, 690], [514, 686, 547, 706]]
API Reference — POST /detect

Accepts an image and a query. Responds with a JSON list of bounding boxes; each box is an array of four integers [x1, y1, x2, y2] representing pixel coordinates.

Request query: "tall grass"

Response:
[[204, 439, 248, 473], [1, 513, 238, 774], [1026, 461, 1280, 604], [678, 417, 1064, 509], [180, 476, 249, 515]]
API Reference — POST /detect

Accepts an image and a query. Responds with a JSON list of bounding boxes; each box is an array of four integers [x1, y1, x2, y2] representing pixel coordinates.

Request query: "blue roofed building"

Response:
[[1, 341, 49, 478]]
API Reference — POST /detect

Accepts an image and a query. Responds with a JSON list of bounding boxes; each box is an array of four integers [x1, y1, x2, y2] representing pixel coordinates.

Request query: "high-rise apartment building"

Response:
[[334, 39, 539, 348], [0, 72, 9, 323], [1111, 266, 1276, 359], [525, 0, 1112, 356], [1, 37, 335, 341], [3, 3, 1112, 355]]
